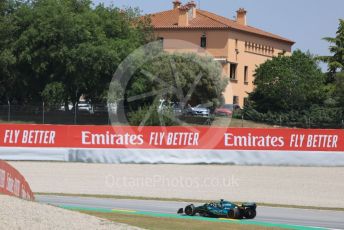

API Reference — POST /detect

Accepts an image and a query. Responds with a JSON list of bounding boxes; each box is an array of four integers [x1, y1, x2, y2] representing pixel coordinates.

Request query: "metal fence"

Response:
[[0, 103, 111, 125], [0, 103, 214, 126], [1, 103, 343, 128]]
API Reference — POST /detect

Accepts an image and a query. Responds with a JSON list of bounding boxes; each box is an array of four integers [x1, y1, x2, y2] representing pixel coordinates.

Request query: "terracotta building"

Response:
[[148, 0, 294, 107]]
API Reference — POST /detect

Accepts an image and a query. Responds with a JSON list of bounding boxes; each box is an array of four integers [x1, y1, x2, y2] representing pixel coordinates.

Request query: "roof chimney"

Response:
[[178, 5, 189, 26], [186, 1, 197, 19], [173, 0, 181, 9], [236, 8, 247, 26]]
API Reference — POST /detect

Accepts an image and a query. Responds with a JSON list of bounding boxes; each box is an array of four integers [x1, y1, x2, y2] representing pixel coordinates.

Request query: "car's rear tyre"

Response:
[[244, 208, 256, 219], [227, 208, 240, 219], [184, 204, 196, 216]]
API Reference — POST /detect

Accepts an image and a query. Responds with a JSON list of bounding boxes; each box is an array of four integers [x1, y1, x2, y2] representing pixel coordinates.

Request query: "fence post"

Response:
[[42, 102, 45, 124], [7, 100, 10, 122], [241, 115, 244, 128], [74, 102, 77, 125]]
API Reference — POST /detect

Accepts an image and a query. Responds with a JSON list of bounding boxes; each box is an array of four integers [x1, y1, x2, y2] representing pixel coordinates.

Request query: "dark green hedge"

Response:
[[243, 106, 344, 128]]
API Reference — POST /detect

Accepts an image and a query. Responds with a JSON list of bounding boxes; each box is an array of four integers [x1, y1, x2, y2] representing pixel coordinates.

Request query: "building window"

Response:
[[244, 97, 249, 107], [200, 35, 207, 48], [230, 63, 237, 80], [278, 50, 286, 56], [157, 37, 164, 49], [158, 36, 164, 44], [233, 96, 239, 105], [244, 66, 248, 83]]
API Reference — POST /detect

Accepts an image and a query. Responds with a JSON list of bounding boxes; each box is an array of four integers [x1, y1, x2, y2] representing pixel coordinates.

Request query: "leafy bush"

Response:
[[250, 50, 326, 113], [243, 105, 343, 128], [41, 82, 66, 110], [128, 106, 177, 126], [121, 52, 228, 114]]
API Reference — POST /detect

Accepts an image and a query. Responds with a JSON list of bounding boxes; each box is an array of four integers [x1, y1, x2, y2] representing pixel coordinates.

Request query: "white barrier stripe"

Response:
[[0, 147, 344, 166]]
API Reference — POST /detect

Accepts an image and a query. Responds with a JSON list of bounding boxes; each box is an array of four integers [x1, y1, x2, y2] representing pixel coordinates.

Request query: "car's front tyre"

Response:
[[184, 204, 196, 216]]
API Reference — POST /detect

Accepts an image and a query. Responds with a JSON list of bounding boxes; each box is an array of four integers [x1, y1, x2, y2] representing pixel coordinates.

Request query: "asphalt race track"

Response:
[[37, 195, 344, 230]]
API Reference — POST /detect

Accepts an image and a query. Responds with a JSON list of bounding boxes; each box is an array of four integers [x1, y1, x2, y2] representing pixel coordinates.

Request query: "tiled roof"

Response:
[[148, 8, 294, 44]]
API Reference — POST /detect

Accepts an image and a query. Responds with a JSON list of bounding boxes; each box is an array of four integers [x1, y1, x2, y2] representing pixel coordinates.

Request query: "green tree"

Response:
[[319, 20, 344, 111], [319, 19, 344, 82], [113, 51, 228, 125], [0, 0, 152, 105], [0, 0, 23, 103], [249, 50, 325, 113], [41, 82, 66, 109], [335, 72, 344, 108], [123, 52, 228, 113]]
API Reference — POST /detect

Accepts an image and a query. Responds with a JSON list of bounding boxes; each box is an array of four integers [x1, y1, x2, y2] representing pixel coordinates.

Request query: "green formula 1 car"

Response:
[[177, 199, 257, 219]]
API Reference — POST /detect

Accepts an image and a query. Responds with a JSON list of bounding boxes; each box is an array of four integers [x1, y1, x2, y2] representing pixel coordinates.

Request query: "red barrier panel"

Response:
[[0, 124, 343, 152], [0, 160, 34, 200]]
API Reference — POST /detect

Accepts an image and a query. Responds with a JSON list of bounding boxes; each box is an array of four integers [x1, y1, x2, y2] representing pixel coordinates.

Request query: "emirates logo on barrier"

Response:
[[0, 124, 343, 152]]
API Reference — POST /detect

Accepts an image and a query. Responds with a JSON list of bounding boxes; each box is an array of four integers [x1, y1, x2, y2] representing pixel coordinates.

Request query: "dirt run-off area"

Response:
[[0, 195, 142, 230]]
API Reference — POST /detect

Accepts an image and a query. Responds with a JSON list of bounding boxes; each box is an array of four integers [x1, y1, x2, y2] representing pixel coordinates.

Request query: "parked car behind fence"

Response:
[[215, 104, 241, 117]]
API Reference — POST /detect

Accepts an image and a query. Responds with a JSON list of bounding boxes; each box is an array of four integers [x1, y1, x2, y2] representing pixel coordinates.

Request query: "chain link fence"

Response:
[[0, 104, 215, 126], [0, 103, 111, 125], [1, 103, 343, 128]]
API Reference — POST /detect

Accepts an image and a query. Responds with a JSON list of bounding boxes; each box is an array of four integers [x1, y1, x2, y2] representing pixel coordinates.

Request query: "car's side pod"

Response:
[[177, 208, 184, 214]]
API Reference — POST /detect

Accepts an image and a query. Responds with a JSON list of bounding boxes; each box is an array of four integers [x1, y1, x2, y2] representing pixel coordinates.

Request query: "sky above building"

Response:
[[93, 0, 344, 70]]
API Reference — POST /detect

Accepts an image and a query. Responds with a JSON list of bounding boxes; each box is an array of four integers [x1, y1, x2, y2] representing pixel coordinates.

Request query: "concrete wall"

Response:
[[1, 147, 344, 166]]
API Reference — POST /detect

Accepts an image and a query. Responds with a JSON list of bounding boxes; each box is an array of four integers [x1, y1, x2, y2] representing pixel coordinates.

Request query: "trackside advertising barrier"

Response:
[[0, 124, 343, 166], [0, 160, 35, 200]]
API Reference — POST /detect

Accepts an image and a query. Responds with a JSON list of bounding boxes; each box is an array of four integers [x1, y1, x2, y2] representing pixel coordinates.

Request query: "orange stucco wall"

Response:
[[157, 29, 229, 57], [155, 29, 292, 107]]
